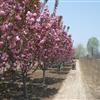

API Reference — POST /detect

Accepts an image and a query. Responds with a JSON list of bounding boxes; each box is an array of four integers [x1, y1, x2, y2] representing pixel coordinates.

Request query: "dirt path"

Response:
[[53, 60, 87, 100]]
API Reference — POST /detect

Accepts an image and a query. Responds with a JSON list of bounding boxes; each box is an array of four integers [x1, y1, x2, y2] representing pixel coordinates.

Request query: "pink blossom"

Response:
[[0, 10, 5, 16], [23, 31, 27, 35], [16, 36, 20, 41], [33, 13, 37, 17], [0, 41, 4, 48], [1, 53, 8, 61], [26, 11, 33, 17], [15, 15, 22, 21], [39, 37, 46, 44], [7, 36, 11, 40], [0, 0, 74, 74], [1, 24, 9, 31], [30, 18, 35, 22]]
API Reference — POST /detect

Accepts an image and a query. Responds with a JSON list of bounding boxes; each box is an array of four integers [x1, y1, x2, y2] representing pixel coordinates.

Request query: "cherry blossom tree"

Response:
[[0, 0, 74, 99], [0, 0, 44, 99]]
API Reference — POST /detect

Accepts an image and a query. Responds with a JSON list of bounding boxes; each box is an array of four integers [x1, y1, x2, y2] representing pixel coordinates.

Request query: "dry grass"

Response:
[[79, 59, 100, 99]]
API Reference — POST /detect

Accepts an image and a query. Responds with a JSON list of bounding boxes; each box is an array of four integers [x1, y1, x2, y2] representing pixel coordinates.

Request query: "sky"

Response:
[[42, 0, 100, 47]]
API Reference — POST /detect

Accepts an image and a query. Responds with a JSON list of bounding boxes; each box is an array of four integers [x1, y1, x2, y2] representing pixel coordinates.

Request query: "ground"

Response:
[[53, 60, 87, 100], [0, 60, 96, 100]]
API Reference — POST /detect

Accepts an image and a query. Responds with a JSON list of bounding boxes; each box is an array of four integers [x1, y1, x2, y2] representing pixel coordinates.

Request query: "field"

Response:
[[79, 58, 100, 99], [0, 67, 71, 100]]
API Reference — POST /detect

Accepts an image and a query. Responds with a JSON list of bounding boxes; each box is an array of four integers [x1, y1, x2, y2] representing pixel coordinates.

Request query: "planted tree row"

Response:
[[0, 0, 74, 99]]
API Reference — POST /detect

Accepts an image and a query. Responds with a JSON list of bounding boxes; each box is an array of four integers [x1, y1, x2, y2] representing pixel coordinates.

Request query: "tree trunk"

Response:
[[92, 47, 94, 57], [43, 69, 46, 85], [11, 70, 16, 82], [58, 65, 61, 72], [22, 72, 28, 100], [10, 70, 15, 87]]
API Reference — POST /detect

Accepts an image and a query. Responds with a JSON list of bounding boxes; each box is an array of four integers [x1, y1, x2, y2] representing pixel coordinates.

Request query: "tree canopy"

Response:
[[75, 44, 86, 59], [87, 37, 99, 56]]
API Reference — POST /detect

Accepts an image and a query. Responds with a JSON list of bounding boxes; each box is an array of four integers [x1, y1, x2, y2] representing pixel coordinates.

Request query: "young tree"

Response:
[[87, 37, 99, 57], [75, 44, 86, 59]]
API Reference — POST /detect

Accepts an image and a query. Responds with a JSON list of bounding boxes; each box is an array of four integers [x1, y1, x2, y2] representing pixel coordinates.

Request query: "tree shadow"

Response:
[[30, 77, 64, 85], [28, 85, 58, 100], [0, 83, 58, 100], [50, 71, 69, 74], [0, 82, 23, 100], [49, 68, 71, 75], [0, 77, 62, 100], [0, 69, 68, 100]]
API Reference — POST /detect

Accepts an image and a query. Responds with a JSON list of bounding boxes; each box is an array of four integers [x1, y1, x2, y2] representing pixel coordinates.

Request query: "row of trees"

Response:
[[0, 0, 74, 99], [75, 37, 100, 58]]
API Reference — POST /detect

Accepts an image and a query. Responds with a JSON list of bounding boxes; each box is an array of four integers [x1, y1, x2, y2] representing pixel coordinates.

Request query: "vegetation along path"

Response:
[[53, 60, 90, 100]]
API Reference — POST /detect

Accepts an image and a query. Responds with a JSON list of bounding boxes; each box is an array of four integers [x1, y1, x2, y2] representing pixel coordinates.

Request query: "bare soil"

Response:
[[0, 66, 71, 100], [1, 60, 98, 100], [53, 60, 87, 100], [79, 59, 100, 100]]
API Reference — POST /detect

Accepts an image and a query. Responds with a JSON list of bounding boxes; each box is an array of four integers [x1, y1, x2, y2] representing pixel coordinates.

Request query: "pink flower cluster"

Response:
[[0, 0, 74, 72]]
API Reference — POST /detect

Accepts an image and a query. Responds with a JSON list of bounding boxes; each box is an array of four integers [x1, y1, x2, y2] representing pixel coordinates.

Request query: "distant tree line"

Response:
[[75, 37, 100, 59]]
